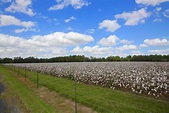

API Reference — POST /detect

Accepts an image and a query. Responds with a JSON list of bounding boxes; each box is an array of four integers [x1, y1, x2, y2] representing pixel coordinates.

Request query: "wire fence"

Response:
[[5, 65, 116, 113], [2, 65, 56, 113]]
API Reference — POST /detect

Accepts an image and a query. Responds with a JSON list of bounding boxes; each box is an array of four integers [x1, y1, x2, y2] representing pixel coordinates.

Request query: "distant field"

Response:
[[4, 62, 169, 113]]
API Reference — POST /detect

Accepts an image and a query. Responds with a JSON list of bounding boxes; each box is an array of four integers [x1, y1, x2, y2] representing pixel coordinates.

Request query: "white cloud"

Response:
[[14, 28, 37, 33], [49, 0, 90, 10], [72, 45, 139, 57], [0, 32, 93, 58], [135, 0, 169, 6], [0, 14, 36, 33], [139, 44, 148, 48], [131, 50, 142, 55], [22, 21, 36, 28], [0, 46, 68, 58], [72, 45, 113, 57], [99, 20, 121, 32], [72, 46, 82, 53], [154, 7, 162, 17], [115, 8, 151, 26], [153, 18, 162, 22], [98, 35, 119, 46], [86, 29, 95, 34], [0, 14, 21, 26], [0, 15, 35, 28], [117, 45, 137, 51], [16, 31, 94, 47], [5, 0, 35, 16], [0, 34, 24, 47], [153, 7, 163, 22], [163, 9, 169, 18], [144, 38, 169, 46], [120, 39, 133, 45], [15, 28, 28, 33], [64, 16, 76, 23], [156, 7, 162, 12], [31, 32, 94, 47], [149, 49, 169, 54]]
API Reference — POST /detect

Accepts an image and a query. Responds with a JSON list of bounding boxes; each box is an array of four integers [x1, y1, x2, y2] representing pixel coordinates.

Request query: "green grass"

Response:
[[0, 65, 57, 113], [4, 65, 169, 113]]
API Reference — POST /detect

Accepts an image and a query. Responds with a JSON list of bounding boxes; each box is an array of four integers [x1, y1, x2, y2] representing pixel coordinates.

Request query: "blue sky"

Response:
[[0, 0, 169, 58]]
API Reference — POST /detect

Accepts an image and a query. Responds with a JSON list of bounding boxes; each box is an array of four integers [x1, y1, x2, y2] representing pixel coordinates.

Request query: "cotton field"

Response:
[[10, 62, 169, 98]]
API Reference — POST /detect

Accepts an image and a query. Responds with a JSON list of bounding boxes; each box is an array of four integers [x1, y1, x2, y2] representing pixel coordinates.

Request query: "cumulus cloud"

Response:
[[120, 39, 133, 45], [139, 44, 148, 48], [99, 20, 121, 32], [49, 0, 90, 10], [0, 32, 94, 57], [117, 45, 137, 51], [31, 32, 94, 47], [149, 49, 169, 54], [72, 45, 138, 57], [0, 34, 46, 57], [115, 8, 151, 26], [0, 14, 36, 33], [144, 38, 169, 46], [72, 45, 113, 56], [64, 16, 76, 23], [135, 0, 169, 6], [15, 28, 28, 33], [163, 9, 169, 18], [131, 50, 142, 55], [0, 14, 21, 26], [98, 35, 119, 46], [14, 28, 37, 33], [0, 34, 24, 47], [156, 7, 162, 12], [5, 0, 35, 16]]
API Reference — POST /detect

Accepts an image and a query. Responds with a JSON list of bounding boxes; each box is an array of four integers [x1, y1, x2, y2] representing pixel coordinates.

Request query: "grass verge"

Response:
[[4, 65, 169, 113], [0, 65, 57, 113]]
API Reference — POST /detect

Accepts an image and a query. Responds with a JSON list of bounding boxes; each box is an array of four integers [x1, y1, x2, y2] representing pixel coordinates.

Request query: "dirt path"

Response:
[[8, 69, 97, 113]]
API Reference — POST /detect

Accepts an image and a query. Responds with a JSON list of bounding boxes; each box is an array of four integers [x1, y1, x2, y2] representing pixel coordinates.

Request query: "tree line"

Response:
[[0, 55, 169, 63]]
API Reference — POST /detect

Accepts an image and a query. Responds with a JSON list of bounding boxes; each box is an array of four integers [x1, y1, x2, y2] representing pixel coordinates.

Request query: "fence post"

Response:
[[74, 74, 77, 113], [37, 72, 39, 89], [24, 66, 27, 81], [18, 68, 19, 76]]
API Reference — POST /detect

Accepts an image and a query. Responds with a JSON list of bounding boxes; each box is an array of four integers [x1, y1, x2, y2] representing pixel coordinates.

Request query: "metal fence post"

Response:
[[25, 66, 27, 81], [74, 74, 77, 113], [37, 72, 39, 89], [18, 68, 19, 76]]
